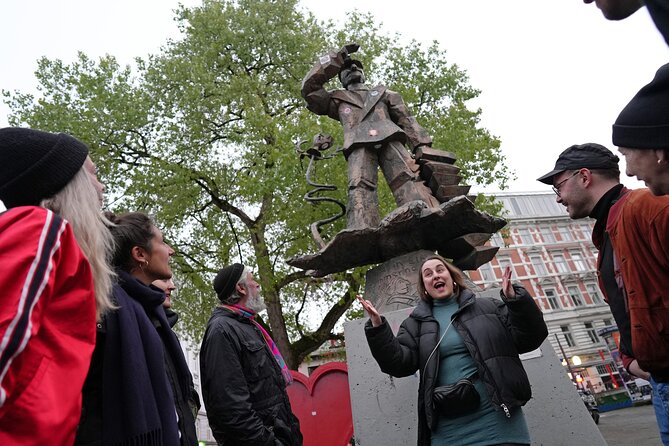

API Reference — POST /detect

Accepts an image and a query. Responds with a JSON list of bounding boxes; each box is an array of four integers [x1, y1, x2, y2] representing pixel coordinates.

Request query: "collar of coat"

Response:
[[330, 85, 386, 109], [410, 288, 476, 321]]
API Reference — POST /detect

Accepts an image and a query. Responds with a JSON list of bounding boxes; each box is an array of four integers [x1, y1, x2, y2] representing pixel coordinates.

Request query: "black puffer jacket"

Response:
[[200, 308, 302, 446], [365, 286, 548, 446]]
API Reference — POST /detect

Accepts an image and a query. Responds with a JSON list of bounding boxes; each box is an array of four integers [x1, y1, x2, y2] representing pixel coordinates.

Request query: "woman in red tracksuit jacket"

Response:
[[0, 128, 114, 445]]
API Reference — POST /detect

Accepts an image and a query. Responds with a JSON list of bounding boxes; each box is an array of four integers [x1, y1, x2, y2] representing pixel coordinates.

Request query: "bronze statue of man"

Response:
[[301, 43, 440, 230]]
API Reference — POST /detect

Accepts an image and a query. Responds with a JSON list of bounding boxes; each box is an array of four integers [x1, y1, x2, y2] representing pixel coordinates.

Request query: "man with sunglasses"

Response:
[[538, 143, 669, 444]]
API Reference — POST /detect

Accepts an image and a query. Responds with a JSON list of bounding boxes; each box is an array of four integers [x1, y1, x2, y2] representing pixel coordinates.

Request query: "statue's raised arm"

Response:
[[301, 43, 360, 118]]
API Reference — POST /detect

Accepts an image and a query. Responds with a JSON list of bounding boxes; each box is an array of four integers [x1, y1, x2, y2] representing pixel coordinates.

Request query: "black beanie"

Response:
[[213, 263, 245, 303], [0, 127, 90, 208], [613, 62, 669, 150]]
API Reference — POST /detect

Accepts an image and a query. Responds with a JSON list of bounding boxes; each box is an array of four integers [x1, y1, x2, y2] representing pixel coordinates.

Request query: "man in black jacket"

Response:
[[200, 263, 302, 446]]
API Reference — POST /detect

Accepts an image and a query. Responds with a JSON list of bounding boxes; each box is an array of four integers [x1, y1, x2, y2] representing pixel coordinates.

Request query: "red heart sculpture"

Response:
[[287, 362, 353, 446]]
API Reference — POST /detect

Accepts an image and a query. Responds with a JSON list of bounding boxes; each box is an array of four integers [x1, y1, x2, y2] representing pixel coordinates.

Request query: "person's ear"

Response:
[[236, 282, 246, 297], [580, 169, 593, 187], [131, 246, 149, 264]]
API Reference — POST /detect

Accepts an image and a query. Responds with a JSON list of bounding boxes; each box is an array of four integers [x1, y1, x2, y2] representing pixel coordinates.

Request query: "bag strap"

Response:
[[422, 318, 454, 378]]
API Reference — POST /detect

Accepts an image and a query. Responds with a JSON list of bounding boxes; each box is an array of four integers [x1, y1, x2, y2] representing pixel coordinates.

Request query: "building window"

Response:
[[552, 253, 569, 273], [586, 283, 603, 304], [497, 256, 514, 278], [570, 251, 587, 271], [579, 223, 592, 239], [490, 233, 504, 247], [585, 322, 600, 343], [518, 228, 533, 245], [530, 255, 547, 276], [545, 288, 560, 310], [603, 318, 612, 327], [558, 226, 572, 241], [567, 286, 584, 307], [596, 363, 616, 375], [561, 325, 576, 347], [508, 197, 522, 214], [541, 226, 556, 244], [478, 262, 495, 281]]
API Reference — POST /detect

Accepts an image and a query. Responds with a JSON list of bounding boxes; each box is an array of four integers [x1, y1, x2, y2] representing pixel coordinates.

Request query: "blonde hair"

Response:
[[417, 255, 468, 302], [41, 164, 116, 320]]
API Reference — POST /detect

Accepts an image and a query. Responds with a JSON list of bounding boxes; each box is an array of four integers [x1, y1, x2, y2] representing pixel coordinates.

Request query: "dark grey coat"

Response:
[[365, 286, 548, 446]]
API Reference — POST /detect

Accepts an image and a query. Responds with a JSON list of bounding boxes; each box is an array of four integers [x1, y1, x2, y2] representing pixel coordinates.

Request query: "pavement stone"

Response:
[[597, 403, 662, 446]]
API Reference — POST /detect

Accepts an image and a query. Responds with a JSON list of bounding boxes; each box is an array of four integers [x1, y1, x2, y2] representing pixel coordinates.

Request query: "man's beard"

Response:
[[246, 288, 267, 313]]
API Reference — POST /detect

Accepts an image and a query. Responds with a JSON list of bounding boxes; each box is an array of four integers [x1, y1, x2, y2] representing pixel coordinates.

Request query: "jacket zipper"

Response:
[[454, 302, 511, 417]]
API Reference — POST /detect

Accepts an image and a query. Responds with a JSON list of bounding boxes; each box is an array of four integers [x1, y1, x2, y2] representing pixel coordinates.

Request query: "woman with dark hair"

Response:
[[359, 255, 548, 446], [76, 212, 197, 446]]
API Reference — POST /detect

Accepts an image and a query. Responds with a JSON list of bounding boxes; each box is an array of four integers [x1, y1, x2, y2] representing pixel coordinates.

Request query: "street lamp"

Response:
[[554, 334, 577, 387]]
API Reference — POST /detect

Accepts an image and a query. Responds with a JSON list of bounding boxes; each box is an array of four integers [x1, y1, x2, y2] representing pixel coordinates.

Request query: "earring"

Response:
[[139, 260, 149, 271]]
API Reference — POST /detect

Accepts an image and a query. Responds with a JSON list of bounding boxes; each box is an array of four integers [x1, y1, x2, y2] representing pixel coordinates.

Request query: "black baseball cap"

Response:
[[537, 143, 620, 185]]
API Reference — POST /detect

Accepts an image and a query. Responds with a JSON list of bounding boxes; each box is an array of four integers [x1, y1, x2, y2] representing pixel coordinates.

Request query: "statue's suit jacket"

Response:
[[301, 50, 431, 158]]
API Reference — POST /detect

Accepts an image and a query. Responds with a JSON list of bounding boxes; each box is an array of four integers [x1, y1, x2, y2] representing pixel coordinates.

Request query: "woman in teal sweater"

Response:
[[361, 255, 548, 446]]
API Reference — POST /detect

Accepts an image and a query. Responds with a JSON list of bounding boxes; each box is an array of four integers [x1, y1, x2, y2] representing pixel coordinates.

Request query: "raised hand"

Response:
[[357, 294, 382, 327], [340, 43, 360, 59], [502, 266, 516, 298]]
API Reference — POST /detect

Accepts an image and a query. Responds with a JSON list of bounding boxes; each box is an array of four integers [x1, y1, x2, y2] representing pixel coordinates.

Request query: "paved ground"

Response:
[[598, 403, 662, 446]]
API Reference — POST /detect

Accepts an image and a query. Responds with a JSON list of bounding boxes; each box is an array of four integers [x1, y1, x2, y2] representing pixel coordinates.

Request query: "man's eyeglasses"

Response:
[[552, 171, 580, 197]]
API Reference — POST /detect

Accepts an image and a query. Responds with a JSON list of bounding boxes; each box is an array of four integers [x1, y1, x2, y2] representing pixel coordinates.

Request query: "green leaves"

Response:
[[3, 0, 509, 367]]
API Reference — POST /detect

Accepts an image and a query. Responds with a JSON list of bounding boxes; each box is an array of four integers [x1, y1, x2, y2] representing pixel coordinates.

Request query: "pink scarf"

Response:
[[222, 304, 293, 384]]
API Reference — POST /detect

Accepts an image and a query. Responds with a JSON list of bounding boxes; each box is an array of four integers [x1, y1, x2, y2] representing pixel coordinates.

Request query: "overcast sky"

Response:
[[2, 0, 668, 195]]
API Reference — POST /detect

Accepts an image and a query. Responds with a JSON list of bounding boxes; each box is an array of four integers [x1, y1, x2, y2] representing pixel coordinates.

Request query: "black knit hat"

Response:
[[213, 263, 245, 303], [537, 143, 620, 184], [0, 127, 89, 208], [613, 62, 669, 150]]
